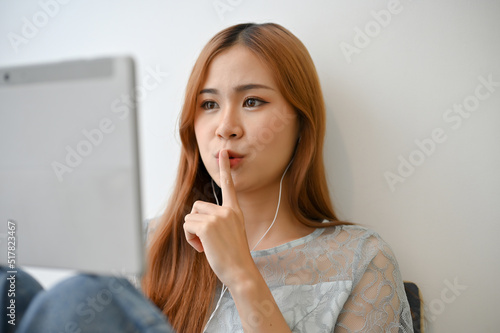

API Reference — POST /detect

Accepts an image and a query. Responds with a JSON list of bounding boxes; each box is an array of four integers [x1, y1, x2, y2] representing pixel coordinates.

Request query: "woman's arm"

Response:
[[228, 267, 291, 333], [183, 150, 292, 332], [228, 263, 291, 332], [334, 236, 413, 333]]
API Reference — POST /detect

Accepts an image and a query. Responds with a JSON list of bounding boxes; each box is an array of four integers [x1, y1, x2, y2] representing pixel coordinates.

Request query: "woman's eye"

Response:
[[201, 101, 219, 110], [243, 98, 267, 108]]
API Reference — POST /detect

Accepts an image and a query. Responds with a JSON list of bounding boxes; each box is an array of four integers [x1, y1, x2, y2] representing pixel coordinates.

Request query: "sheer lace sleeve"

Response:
[[334, 231, 413, 332]]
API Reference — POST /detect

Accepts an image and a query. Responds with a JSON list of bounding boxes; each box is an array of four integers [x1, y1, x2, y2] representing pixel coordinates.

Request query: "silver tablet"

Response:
[[0, 57, 145, 276]]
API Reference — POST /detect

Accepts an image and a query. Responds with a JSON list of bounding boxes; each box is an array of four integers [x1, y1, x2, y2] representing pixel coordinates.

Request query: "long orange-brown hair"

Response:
[[142, 22, 350, 332]]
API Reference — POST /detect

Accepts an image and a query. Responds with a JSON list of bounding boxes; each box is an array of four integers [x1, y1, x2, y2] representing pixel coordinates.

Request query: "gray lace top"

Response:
[[204, 223, 414, 333]]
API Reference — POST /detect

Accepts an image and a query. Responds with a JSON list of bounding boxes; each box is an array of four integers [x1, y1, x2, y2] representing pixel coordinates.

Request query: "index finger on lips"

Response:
[[219, 149, 237, 207]]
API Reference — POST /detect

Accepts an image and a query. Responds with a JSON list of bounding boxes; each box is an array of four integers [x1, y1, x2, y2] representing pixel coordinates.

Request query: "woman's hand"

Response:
[[183, 149, 256, 288], [184, 149, 292, 332]]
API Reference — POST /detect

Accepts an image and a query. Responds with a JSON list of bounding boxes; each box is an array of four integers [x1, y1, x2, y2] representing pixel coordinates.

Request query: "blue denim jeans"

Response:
[[0, 267, 174, 333]]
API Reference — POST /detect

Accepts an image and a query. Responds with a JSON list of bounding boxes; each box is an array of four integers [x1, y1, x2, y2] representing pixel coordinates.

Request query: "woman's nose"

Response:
[[215, 106, 243, 139]]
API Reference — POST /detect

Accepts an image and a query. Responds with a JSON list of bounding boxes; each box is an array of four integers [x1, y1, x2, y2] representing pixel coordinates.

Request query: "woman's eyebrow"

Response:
[[234, 83, 274, 92], [198, 83, 274, 95], [199, 88, 218, 95]]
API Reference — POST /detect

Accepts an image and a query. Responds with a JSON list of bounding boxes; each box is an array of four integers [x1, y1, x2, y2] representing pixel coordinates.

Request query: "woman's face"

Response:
[[194, 45, 299, 193]]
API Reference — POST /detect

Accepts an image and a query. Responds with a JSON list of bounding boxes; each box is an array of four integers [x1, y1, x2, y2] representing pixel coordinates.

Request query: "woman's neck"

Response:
[[236, 180, 314, 251]]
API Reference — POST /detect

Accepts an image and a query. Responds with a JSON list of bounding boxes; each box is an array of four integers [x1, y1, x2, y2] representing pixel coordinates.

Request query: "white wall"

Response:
[[1, 1, 499, 331]]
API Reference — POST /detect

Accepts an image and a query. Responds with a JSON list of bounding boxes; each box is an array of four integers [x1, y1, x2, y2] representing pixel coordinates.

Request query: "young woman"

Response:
[[141, 22, 414, 332], [9, 22, 414, 333]]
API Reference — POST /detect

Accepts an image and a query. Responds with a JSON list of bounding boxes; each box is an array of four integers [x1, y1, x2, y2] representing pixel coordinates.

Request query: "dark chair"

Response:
[[404, 281, 424, 333]]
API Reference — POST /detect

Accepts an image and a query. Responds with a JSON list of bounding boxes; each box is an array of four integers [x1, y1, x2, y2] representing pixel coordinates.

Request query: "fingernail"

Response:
[[221, 150, 228, 158]]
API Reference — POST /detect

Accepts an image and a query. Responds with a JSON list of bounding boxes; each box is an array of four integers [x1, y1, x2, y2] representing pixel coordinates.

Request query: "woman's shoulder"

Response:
[[318, 222, 384, 242], [317, 222, 397, 260]]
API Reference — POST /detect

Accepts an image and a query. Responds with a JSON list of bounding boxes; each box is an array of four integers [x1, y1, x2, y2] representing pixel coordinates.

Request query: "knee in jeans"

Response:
[[33, 274, 128, 311], [54, 274, 127, 297], [64, 274, 112, 287]]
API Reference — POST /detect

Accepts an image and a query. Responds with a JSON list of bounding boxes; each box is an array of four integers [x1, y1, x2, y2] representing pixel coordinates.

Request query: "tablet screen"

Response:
[[0, 57, 144, 276]]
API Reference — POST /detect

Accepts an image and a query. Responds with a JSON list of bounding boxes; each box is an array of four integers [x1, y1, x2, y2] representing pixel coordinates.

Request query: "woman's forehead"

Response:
[[200, 46, 278, 93]]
